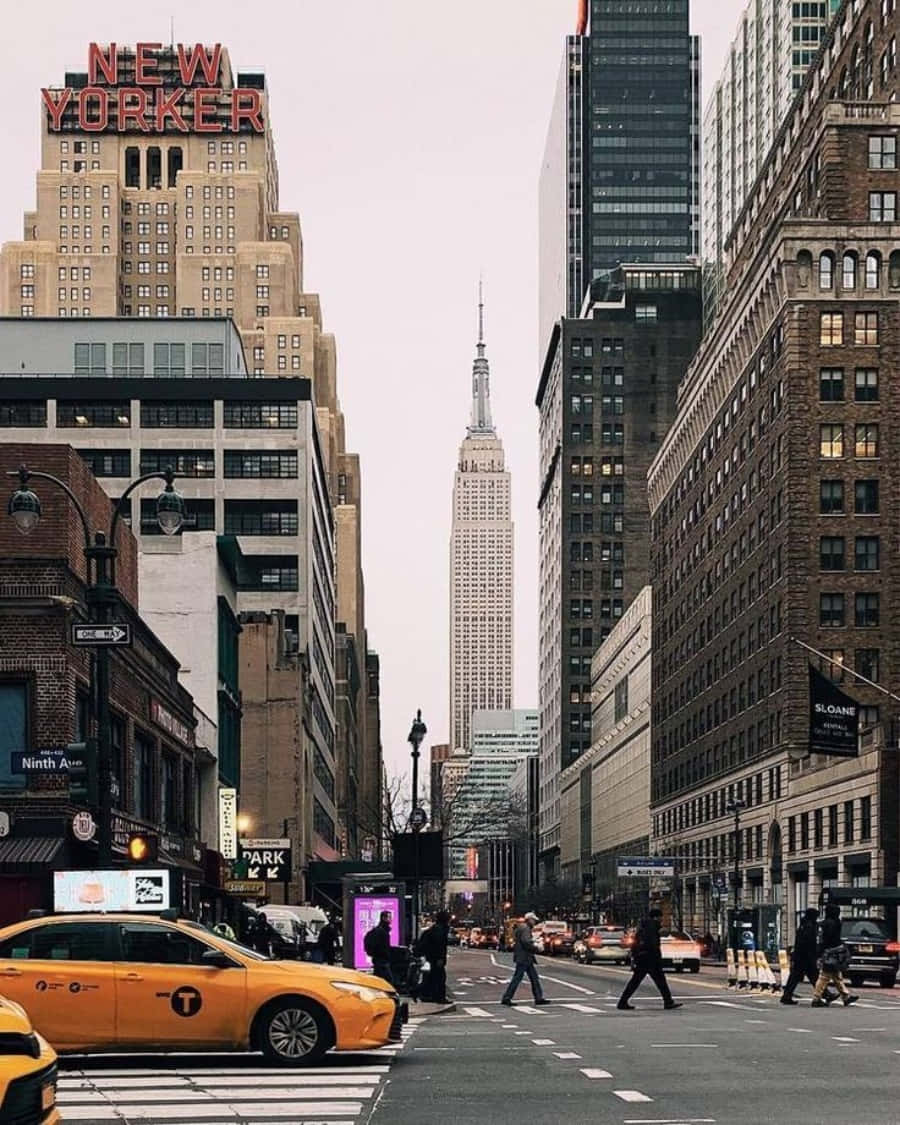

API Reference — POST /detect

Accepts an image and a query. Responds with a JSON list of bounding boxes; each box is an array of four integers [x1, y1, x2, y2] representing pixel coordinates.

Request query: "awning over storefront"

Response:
[[0, 836, 65, 874]]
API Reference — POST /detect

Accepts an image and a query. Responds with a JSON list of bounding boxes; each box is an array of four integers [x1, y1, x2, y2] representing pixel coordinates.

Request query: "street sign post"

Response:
[[71, 623, 132, 647], [616, 856, 676, 878], [238, 839, 291, 882]]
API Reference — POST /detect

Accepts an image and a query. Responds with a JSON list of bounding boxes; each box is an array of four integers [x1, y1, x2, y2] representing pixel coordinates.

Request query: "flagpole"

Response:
[[790, 635, 900, 706]]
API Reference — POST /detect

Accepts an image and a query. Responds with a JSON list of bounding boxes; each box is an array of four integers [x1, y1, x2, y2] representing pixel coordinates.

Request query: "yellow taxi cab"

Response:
[[0, 911, 404, 1064], [0, 993, 60, 1124]]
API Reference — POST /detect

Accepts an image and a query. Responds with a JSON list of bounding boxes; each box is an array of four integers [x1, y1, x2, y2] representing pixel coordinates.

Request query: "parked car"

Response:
[[659, 929, 702, 973], [574, 925, 630, 965], [839, 916, 899, 988]]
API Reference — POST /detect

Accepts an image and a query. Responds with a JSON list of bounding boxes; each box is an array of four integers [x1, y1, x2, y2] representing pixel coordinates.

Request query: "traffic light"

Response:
[[127, 832, 159, 864], [581, 873, 594, 897], [67, 738, 98, 807]]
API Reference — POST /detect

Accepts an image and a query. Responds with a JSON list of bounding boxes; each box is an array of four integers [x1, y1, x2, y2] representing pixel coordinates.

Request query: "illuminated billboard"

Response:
[[351, 895, 401, 971]]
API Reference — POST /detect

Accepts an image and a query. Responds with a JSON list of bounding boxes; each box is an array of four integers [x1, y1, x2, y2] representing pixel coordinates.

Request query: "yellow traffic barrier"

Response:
[[747, 949, 759, 989], [756, 949, 775, 991], [736, 948, 748, 988], [776, 949, 790, 993], [726, 947, 737, 989]]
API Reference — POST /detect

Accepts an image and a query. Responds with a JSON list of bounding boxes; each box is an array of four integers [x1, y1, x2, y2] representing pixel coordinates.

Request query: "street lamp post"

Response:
[[407, 709, 427, 941], [7, 463, 185, 868], [726, 798, 746, 951]]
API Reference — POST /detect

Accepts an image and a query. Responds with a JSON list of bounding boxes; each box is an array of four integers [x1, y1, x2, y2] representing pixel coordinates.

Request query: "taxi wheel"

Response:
[[258, 998, 333, 1065]]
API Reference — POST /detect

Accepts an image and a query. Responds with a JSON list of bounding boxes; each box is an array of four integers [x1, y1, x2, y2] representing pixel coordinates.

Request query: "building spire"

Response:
[[469, 277, 494, 434]]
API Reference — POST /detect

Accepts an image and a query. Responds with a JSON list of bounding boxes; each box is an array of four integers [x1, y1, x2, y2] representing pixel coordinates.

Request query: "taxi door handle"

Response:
[[0, 968, 22, 977], [121, 972, 144, 982]]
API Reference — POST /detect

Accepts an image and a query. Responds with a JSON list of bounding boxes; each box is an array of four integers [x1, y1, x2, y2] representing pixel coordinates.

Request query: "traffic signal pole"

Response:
[[87, 533, 118, 869]]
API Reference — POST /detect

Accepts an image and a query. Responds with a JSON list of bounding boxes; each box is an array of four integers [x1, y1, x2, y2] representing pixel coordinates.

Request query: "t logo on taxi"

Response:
[[171, 986, 202, 1017]]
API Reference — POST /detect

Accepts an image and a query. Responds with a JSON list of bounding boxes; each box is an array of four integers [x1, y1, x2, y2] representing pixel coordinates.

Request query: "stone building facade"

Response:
[[648, 0, 900, 943]]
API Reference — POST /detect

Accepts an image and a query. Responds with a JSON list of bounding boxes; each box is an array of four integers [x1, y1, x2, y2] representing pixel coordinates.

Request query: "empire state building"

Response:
[[449, 287, 514, 754]]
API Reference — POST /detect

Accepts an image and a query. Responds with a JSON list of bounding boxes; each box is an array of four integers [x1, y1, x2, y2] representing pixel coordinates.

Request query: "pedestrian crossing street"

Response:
[[56, 1019, 419, 1123]]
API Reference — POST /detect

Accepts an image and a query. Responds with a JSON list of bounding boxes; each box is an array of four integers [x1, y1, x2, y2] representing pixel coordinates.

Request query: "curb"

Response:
[[408, 1000, 457, 1016]]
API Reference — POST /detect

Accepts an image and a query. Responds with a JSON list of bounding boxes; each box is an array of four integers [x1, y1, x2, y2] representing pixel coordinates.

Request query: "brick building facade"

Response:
[[0, 443, 202, 923], [648, 0, 900, 944]]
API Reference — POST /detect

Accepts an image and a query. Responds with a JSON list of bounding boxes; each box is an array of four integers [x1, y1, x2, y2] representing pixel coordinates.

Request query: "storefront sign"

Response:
[[809, 664, 859, 757], [219, 788, 237, 860], [150, 699, 193, 747], [42, 43, 265, 135], [54, 868, 169, 912], [225, 880, 266, 896]]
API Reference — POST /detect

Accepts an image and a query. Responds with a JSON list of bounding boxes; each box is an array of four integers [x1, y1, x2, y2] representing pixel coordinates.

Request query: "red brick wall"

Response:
[[0, 443, 138, 608]]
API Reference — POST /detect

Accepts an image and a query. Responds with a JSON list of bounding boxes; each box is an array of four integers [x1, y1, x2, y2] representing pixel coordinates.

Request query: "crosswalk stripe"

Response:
[[58, 1086, 377, 1103], [62, 1102, 365, 1120], [60, 1075, 382, 1089], [462, 1006, 493, 1017], [59, 1065, 390, 1077], [561, 1003, 606, 1014]]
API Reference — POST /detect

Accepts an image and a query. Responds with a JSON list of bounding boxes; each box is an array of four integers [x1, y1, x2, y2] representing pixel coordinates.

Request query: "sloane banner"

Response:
[[809, 663, 859, 757]]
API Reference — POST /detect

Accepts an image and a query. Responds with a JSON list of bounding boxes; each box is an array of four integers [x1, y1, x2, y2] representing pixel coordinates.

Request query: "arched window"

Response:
[[819, 251, 835, 290], [865, 251, 881, 289], [850, 43, 861, 99], [842, 251, 858, 290], [889, 250, 900, 289], [797, 250, 812, 288], [838, 66, 849, 98], [864, 22, 875, 96]]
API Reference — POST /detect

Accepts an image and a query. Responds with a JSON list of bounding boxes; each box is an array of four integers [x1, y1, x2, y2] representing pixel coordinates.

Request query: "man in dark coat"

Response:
[[416, 911, 451, 1002], [316, 917, 338, 965], [780, 907, 820, 1004], [501, 912, 550, 1006], [364, 910, 393, 985], [618, 908, 682, 1011]]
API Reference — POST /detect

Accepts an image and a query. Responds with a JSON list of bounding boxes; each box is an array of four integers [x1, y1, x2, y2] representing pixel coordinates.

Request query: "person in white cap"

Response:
[[501, 912, 550, 1006]]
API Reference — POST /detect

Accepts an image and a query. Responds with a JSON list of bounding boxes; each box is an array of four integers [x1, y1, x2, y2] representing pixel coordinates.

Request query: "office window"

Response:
[[819, 480, 844, 513], [222, 402, 298, 428], [133, 733, 154, 821], [111, 342, 145, 375], [865, 253, 881, 289], [139, 450, 215, 478], [152, 343, 186, 376], [819, 252, 834, 289], [844, 800, 855, 843], [868, 135, 896, 168], [856, 648, 880, 682], [854, 312, 879, 345], [244, 556, 299, 591], [57, 401, 131, 427], [73, 342, 107, 374], [821, 649, 845, 683], [819, 424, 843, 458], [855, 479, 879, 514], [819, 368, 844, 401], [855, 592, 879, 627], [842, 253, 857, 290], [855, 369, 878, 400], [828, 805, 838, 847], [860, 795, 872, 841], [814, 808, 824, 849], [77, 449, 130, 477], [224, 500, 299, 536], [141, 497, 214, 535], [635, 303, 657, 321], [820, 312, 843, 345], [191, 343, 225, 375], [869, 191, 896, 220], [0, 683, 28, 789], [854, 536, 880, 571], [819, 536, 845, 571], [819, 593, 844, 627], [0, 401, 47, 427], [855, 423, 879, 457], [140, 401, 214, 428], [223, 451, 298, 479]]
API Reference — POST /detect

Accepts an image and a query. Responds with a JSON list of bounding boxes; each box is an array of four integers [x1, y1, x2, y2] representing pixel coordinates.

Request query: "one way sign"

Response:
[[239, 838, 291, 883]]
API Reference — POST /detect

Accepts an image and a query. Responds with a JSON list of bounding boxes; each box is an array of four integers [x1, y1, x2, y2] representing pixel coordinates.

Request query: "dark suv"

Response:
[[840, 916, 899, 988]]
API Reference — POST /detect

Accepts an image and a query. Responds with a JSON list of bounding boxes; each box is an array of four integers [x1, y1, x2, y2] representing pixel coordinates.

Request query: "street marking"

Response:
[[699, 1000, 744, 1008], [532, 1038, 555, 1045], [789, 1028, 813, 1033], [462, 1007, 493, 1017], [561, 1002, 605, 1013], [515, 1031, 531, 1035], [623, 1120, 715, 1124], [516, 1006, 549, 1015], [539, 973, 595, 995], [650, 1043, 718, 1048], [832, 1036, 860, 1043], [501, 1024, 518, 1028], [553, 1051, 582, 1059], [744, 1019, 767, 1024], [580, 1068, 613, 1079], [615, 1090, 654, 1103]]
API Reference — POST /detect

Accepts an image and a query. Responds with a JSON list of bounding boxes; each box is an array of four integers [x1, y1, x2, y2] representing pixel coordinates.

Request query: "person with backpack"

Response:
[[617, 908, 682, 1011], [364, 910, 393, 984], [812, 903, 858, 1007]]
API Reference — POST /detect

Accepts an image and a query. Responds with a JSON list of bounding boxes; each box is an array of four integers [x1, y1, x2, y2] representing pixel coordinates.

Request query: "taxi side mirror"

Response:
[[202, 949, 237, 969]]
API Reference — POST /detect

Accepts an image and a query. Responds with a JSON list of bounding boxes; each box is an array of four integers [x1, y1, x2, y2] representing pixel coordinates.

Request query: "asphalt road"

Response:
[[369, 947, 900, 1125]]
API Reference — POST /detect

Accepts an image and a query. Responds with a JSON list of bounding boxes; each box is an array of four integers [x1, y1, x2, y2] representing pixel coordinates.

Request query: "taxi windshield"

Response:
[[181, 921, 270, 960]]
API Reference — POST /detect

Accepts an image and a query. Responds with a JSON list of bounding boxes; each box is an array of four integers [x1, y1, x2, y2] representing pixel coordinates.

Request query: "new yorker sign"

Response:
[[41, 43, 265, 135]]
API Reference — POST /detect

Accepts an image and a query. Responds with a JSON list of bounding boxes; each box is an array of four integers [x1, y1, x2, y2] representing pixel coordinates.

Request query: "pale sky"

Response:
[[0, 0, 737, 780]]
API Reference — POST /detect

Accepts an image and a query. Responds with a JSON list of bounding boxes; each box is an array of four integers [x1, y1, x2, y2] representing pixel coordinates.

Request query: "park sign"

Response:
[[41, 43, 265, 136], [238, 839, 291, 882], [616, 856, 676, 878]]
